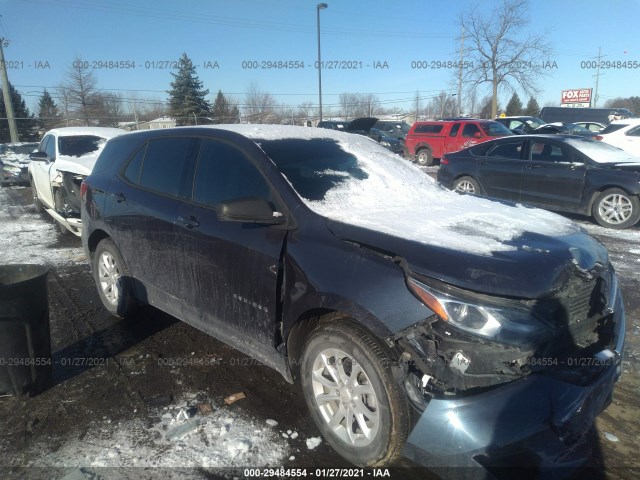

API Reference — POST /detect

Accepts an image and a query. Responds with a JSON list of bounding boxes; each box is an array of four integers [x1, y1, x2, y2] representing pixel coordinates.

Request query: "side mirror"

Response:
[[29, 151, 50, 162], [217, 197, 285, 225], [474, 132, 482, 139]]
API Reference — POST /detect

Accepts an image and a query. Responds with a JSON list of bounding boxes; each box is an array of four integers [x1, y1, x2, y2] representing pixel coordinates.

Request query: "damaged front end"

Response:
[[49, 171, 85, 235], [52, 171, 84, 217], [391, 262, 625, 474]]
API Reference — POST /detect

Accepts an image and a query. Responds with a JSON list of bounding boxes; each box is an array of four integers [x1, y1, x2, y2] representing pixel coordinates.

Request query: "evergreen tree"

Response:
[[168, 53, 211, 126], [505, 92, 523, 116], [37, 89, 61, 133], [211, 90, 240, 124], [524, 96, 541, 117], [0, 82, 35, 142]]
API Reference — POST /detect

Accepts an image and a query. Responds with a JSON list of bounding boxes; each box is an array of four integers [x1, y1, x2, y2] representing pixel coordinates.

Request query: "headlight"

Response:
[[381, 141, 391, 147], [407, 277, 550, 344]]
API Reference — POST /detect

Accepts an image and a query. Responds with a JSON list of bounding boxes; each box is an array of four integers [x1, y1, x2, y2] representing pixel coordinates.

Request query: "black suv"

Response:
[[81, 125, 624, 474]]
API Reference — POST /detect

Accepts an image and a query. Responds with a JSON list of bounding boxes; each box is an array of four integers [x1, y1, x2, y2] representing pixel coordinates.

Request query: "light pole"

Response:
[[317, 3, 328, 123]]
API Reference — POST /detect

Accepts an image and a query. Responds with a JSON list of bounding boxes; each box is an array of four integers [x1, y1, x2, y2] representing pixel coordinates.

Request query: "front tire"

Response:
[[300, 321, 409, 467], [30, 178, 43, 213], [453, 176, 481, 195], [593, 188, 640, 229], [92, 238, 138, 318]]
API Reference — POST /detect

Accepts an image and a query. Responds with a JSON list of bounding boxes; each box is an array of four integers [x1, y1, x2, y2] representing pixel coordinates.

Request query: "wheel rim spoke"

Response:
[[600, 194, 633, 224], [310, 346, 380, 447]]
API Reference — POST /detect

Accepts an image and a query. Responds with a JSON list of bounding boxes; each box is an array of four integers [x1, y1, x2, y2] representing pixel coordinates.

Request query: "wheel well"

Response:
[[587, 186, 637, 213], [87, 229, 110, 260], [286, 310, 365, 381]]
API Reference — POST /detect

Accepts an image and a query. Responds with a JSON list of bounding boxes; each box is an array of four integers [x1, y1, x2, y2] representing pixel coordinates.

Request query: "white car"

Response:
[[29, 127, 125, 235], [597, 118, 640, 156]]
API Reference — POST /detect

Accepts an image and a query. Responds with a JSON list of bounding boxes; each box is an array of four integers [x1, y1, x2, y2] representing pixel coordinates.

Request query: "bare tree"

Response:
[[244, 82, 279, 124], [460, 0, 553, 118], [339, 93, 358, 120], [428, 91, 458, 119], [62, 56, 99, 125]]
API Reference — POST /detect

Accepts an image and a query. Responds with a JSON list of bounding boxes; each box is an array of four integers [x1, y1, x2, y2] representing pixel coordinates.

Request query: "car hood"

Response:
[[327, 220, 609, 299], [609, 162, 640, 172], [53, 154, 101, 176]]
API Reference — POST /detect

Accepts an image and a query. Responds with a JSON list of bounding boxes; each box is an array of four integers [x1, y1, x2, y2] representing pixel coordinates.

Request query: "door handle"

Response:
[[115, 192, 126, 203], [179, 215, 200, 229]]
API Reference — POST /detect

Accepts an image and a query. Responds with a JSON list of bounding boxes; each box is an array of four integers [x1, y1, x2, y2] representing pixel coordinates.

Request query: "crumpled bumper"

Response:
[[403, 288, 625, 479]]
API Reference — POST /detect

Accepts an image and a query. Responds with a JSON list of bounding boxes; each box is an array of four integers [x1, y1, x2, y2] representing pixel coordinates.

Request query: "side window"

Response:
[[449, 123, 461, 137], [138, 137, 199, 199], [462, 124, 480, 138], [626, 126, 640, 137], [193, 139, 271, 207], [122, 144, 147, 184], [530, 142, 570, 163], [41, 135, 56, 159], [487, 140, 525, 159]]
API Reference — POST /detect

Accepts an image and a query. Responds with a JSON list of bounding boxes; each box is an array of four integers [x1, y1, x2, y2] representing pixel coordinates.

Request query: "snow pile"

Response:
[[27, 399, 290, 469], [216, 125, 580, 256]]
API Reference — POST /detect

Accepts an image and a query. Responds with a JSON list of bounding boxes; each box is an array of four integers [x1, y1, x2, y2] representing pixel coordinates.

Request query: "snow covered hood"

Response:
[[50, 127, 126, 175], [215, 124, 583, 256]]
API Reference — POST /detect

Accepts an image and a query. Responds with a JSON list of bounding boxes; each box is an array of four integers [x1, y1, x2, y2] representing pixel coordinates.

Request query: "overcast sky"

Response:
[[2, 0, 638, 114]]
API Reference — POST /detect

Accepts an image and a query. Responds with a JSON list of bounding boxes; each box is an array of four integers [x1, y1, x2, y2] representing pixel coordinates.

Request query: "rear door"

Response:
[[476, 138, 526, 201], [175, 136, 288, 346], [519, 139, 586, 210], [105, 136, 199, 304]]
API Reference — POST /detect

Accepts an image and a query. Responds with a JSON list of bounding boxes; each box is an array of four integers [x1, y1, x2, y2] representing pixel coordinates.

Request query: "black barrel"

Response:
[[0, 264, 52, 396]]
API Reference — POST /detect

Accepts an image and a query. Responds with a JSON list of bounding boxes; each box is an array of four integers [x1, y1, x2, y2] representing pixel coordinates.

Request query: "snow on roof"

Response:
[[213, 125, 580, 256], [43, 126, 126, 139]]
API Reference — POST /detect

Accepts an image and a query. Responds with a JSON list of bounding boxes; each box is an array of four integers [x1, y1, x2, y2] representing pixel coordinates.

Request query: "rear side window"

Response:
[[487, 140, 525, 158], [599, 123, 627, 135], [193, 139, 271, 207], [449, 123, 461, 137], [138, 137, 199, 199], [462, 123, 481, 138], [626, 126, 640, 137], [122, 144, 146, 183], [414, 124, 444, 134], [94, 138, 139, 175]]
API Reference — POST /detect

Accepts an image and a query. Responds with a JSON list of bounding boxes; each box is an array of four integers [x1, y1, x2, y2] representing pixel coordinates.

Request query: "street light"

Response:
[[317, 3, 328, 123]]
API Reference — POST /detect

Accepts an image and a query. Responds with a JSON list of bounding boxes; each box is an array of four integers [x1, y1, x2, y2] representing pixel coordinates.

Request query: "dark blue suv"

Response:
[[81, 125, 625, 476]]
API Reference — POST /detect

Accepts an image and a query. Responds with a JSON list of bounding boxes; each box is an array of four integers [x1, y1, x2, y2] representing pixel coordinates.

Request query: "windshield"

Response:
[[58, 135, 106, 157], [524, 117, 545, 129], [241, 125, 578, 257], [480, 122, 513, 136], [566, 138, 640, 163], [566, 123, 591, 134]]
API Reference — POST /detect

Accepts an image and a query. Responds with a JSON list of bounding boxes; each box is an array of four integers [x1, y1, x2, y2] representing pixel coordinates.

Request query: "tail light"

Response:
[[441, 156, 449, 165], [595, 135, 603, 141], [80, 180, 88, 202]]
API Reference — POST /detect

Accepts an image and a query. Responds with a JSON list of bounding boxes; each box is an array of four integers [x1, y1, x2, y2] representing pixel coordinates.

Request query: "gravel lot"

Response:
[[0, 181, 638, 480]]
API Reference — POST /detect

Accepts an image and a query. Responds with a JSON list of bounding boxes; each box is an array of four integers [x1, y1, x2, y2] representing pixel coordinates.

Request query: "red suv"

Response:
[[404, 119, 513, 165]]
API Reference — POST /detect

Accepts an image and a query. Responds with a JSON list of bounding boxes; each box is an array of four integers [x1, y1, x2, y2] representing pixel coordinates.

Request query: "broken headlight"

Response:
[[407, 277, 551, 345]]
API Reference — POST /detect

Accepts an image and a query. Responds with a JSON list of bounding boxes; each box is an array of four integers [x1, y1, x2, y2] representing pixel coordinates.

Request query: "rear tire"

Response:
[[592, 188, 640, 229], [300, 320, 409, 467], [453, 176, 481, 195], [416, 149, 433, 166], [92, 238, 138, 318]]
